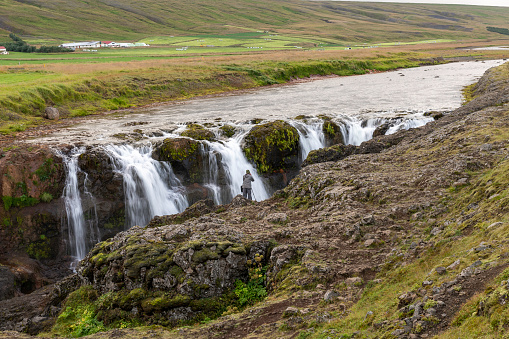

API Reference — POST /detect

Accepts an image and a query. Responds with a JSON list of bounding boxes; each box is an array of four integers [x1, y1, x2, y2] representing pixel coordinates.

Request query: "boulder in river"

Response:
[[243, 120, 300, 174], [153, 137, 206, 184], [181, 124, 216, 141]]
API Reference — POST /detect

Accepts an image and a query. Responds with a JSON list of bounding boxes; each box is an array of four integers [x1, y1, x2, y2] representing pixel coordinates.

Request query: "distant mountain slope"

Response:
[[2, 0, 509, 43]]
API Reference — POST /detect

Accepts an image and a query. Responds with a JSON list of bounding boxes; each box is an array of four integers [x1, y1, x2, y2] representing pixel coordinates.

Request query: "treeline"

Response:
[[487, 26, 509, 36], [1, 33, 73, 53]]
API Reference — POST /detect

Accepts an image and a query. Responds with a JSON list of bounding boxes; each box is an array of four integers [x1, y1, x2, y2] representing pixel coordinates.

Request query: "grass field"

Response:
[[2, 0, 509, 133], [1, 39, 509, 135]]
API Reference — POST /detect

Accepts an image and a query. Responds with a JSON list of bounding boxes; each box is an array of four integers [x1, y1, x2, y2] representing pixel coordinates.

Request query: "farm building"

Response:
[[58, 41, 149, 49], [0, 46, 8, 55], [100, 41, 118, 47], [59, 41, 100, 49]]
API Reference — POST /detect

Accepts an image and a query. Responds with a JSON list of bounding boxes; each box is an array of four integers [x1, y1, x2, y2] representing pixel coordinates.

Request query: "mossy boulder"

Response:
[[243, 120, 300, 174], [152, 138, 206, 184], [219, 124, 237, 138], [73, 219, 274, 329], [153, 137, 200, 162], [321, 118, 344, 147], [181, 124, 216, 141]]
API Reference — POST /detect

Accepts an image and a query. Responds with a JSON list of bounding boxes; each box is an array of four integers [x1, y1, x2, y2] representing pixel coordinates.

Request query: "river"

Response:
[[32, 59, 505, 146]]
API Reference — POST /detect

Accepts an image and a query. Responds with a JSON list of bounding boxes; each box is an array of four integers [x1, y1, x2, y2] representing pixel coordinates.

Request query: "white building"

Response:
[[59, 41, 100, 49]]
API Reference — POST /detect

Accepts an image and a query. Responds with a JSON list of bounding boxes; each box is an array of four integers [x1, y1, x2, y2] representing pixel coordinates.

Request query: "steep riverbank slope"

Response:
[[2, 61, 509, 338]]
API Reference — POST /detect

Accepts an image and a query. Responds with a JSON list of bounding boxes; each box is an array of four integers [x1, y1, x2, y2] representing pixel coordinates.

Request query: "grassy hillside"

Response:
[[1, 0, 509, 44]]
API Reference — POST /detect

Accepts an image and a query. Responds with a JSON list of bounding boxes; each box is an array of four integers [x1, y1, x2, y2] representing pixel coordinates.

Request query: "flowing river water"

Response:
[[31, 59, 505, 264], [34, 59, 504, 146]]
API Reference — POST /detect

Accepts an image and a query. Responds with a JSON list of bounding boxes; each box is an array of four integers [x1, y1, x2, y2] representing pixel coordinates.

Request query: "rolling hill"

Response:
[[1, 0, 509, 44]]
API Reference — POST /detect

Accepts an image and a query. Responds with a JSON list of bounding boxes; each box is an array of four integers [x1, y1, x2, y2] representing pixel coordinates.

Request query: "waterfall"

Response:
[[289, 120, 326, 161], [340, 118, 382, 146], [204, 131, 271, 202], [105, 144, 188, 228], [59, 147, 99, 269], [339, 115, 434, 146], [386, 117, 434, 135]]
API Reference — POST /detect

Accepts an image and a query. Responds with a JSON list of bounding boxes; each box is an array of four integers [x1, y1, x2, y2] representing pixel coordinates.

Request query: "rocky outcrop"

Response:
[[372, 122, 391, 137], [219, 124, 236, 138], [302, 131, 406, 167], [153, 137, 206, 184], [71, 215, 274, 326], [0, 266, 15, 301], [77, 147, 126, 240], [0, 274, 80, 334], [0, 145, 70, 294], [457, 62, 509, 115]]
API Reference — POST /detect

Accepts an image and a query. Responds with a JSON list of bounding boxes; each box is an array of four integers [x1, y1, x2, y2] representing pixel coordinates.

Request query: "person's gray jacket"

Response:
[[243, 173, 254, 189]]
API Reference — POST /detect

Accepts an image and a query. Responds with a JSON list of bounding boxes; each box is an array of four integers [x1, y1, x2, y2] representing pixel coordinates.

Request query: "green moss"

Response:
[[192, 247, 220, 264], [224, 246, 247, 256], [52, 286, 103, 338], [40, 192, 53, 203], [2, 194, 39, 211], [219, 124, 236, 138], [26, 236, 52, 260], [141, 294, 191, 312], [35, 157, 56, 182], [181, 124, 216, 141], [243, 120, 300, 174], [157, 138, 199, 162]]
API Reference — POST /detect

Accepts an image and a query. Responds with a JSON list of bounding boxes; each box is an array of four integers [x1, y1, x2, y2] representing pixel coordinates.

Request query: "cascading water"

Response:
[[203, 130, 271, 202], [105, 144, 189, 228], [59, 147, 100, 269], [339, 115, 435, 146], [289, 120, 326, 161], [386, 117, 434, 135]]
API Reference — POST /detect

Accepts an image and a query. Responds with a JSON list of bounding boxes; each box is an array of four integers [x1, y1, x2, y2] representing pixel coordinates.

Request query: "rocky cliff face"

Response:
[[0, 145, 68, 296]]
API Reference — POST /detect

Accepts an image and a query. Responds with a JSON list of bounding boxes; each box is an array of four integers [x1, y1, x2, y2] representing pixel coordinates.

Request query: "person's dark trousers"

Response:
[[243, 188, 252, 200]]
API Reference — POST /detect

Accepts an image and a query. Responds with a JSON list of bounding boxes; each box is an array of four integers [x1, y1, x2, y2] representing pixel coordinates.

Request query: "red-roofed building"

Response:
[[0, 46, 8, 55], [100, 41, 118, 47]]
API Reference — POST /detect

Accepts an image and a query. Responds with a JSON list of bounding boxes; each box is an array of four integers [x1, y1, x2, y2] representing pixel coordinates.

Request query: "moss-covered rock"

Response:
[[152, 138, 206, 184], [181, 124, 216, 141], [153, 137, 200, 162], [243, 120, 300, 174], [322, 119, 345, 146], [60, 215, 282, 333], [219, 124, 237, 138]]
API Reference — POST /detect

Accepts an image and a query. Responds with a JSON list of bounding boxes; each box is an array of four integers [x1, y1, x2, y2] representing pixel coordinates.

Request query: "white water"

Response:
[[289, 120, 326, 160], [59, 147, 100, 268], [203, 131, 271, 202], [339, 115, 435, 145], [105, 144, 189, 227]]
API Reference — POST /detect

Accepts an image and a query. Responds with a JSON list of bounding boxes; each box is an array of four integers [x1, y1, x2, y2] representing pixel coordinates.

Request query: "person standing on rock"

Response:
[[242, 169, 254, 200]]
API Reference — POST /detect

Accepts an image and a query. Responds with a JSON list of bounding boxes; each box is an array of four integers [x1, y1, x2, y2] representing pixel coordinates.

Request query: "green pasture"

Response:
[[376, 39, 455, 46], [139, 32, 326, 48]]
